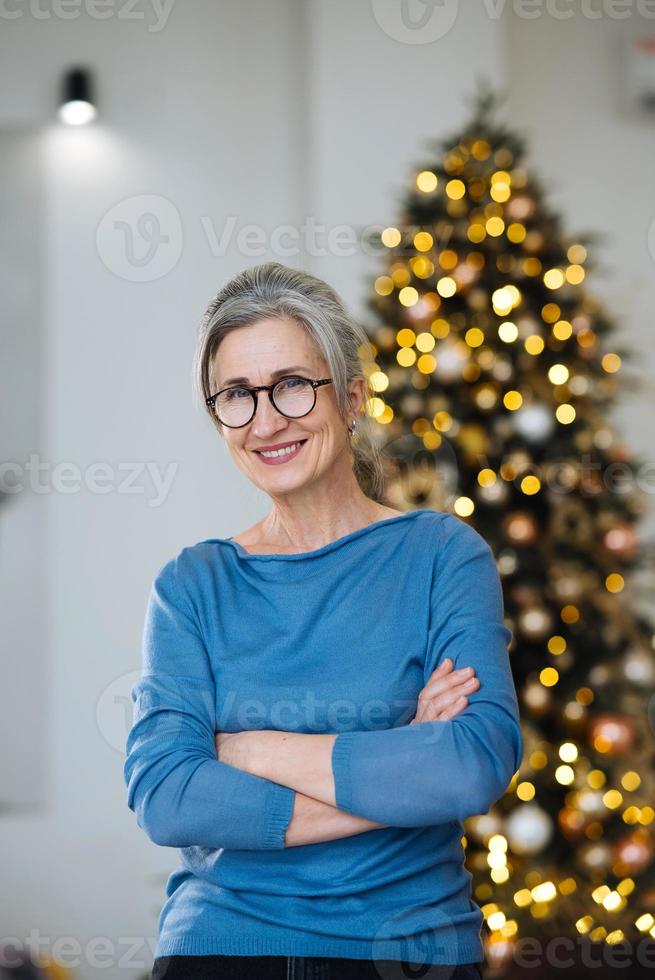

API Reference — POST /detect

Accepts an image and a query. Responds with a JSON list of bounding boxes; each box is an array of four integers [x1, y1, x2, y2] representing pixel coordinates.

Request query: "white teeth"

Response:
[[259, 442, 303, 458]]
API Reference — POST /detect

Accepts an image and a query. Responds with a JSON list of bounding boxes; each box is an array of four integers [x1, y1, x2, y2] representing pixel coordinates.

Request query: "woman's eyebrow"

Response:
[[221, 365, 313, 386]]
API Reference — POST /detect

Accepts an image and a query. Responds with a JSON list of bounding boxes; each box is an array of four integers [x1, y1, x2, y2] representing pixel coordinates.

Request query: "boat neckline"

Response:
[[215, 508, 431, 561]]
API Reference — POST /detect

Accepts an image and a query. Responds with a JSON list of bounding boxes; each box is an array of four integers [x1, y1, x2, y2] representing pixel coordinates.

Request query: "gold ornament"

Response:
[[603, 522, 637, 557], [577, 788, 607, 820], [518, 604, 553, 640], [588, 713, 636, 756], [506, 802, 553, 854], [623, 648, 655, 685], [579, 840, 612, 872], [503, 511, 538, 545], [553, 566, 586, 603], [507, 195, 535, 221], [478, 479, 509, 507], [612, 830, 653, 876], [558, 805, 587, 839], [524, 679, 551, 715], [465, 812, 504, 843]]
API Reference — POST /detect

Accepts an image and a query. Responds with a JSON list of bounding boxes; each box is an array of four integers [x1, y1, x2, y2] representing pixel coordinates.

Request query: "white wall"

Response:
[[0, 129, 47, 809], [0, 3, 510, 978]]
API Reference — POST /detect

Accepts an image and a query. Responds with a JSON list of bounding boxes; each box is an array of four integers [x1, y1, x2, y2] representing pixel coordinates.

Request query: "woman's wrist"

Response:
[[285, 792, 388, 846], [217, 728, 339, 807]]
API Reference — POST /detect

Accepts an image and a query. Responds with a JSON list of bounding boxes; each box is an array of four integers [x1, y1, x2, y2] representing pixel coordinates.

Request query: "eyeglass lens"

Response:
[[215, 377, 315, 427]]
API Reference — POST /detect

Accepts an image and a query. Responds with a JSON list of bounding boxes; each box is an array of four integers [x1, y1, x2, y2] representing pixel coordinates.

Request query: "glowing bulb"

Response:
[[58, 100, 97, 125]]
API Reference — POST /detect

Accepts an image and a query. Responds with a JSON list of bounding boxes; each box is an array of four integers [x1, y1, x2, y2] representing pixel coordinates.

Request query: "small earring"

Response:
[[349, 418, 357, 436]]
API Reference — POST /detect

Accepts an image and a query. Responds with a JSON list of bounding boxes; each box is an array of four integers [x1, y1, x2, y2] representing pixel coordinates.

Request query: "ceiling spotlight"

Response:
[[58, 66, 97, 126]]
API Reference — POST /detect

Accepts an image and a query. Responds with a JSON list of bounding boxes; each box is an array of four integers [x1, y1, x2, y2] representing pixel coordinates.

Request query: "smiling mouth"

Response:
[[254, 439, 308, 459]]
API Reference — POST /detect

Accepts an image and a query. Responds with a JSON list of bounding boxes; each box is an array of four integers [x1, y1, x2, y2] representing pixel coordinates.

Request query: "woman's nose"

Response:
[[250, 394, 288, 434]]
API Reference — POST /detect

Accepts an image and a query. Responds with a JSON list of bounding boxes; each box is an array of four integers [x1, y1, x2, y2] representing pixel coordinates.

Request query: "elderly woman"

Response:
[[124, 262, 523, 980]]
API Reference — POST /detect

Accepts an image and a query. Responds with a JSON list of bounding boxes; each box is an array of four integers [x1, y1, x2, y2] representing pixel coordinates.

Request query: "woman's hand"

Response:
[[410, 657, 479, 724]]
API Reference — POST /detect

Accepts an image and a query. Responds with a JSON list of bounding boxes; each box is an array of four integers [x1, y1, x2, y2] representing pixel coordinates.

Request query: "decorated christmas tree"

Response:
[[362, 81, 655, 969]]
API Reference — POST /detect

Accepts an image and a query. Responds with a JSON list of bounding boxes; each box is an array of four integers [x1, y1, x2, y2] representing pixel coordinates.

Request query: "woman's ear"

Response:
[[346, 376, 367, 418]]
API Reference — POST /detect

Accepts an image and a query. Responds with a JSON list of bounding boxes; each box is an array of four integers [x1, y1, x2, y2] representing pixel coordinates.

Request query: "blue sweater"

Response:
[[124, 508, 523, 965]]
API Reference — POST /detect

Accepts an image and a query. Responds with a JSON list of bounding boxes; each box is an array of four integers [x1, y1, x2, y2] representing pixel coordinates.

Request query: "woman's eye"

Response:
[[225, 387, 250, 401], [277, 377, 304, 392]]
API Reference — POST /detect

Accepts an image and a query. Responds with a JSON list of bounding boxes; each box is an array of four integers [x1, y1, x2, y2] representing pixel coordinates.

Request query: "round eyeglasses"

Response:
[[206, 376, 334, 428]]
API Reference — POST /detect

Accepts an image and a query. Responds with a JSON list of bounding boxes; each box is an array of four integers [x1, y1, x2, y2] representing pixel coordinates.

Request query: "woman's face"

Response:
[[210, 317, 364, 495]]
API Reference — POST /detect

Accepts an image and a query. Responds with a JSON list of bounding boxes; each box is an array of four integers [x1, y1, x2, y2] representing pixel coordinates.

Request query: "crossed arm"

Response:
[[125, 517, 522, 852], [214, 655, 482, 847], [214, 728, 374, 847], [124, 566, 449, 850], [216, 729, 337, 803], [212, 522, 523, 845]]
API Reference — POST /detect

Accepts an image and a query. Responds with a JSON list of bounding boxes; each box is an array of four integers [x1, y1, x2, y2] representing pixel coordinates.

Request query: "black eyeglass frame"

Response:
[[206, 376, 334, 429]]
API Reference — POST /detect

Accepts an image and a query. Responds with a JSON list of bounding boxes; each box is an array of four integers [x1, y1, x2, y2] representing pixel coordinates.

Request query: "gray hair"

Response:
[[193, 261, 386, 503]]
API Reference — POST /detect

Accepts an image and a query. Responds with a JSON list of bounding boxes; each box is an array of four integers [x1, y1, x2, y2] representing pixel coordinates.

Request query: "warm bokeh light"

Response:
[[416, 170, 438, 193]]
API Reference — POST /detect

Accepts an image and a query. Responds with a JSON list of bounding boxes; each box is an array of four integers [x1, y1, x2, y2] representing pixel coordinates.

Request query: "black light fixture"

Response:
[[58, 66, 97, 126]]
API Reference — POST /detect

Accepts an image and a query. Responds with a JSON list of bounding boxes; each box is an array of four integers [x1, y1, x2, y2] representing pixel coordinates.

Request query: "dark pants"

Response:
[[151, 954, 484, 980]]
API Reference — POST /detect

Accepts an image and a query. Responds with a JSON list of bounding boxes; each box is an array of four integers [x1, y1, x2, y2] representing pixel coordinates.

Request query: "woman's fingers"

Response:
[[419, 664, 477, 702], [412, 671, 480, 724], [409, 659, 480, 725], [411, 694, 468, 724], [421, 691, 471, 722], [438, 696, 469, 720], [426, 673, 479, 700]]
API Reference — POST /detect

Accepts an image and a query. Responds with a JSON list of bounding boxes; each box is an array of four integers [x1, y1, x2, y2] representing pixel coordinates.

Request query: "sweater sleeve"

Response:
[[123, 554, 296, 850], [331, 513, 523, 826]]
